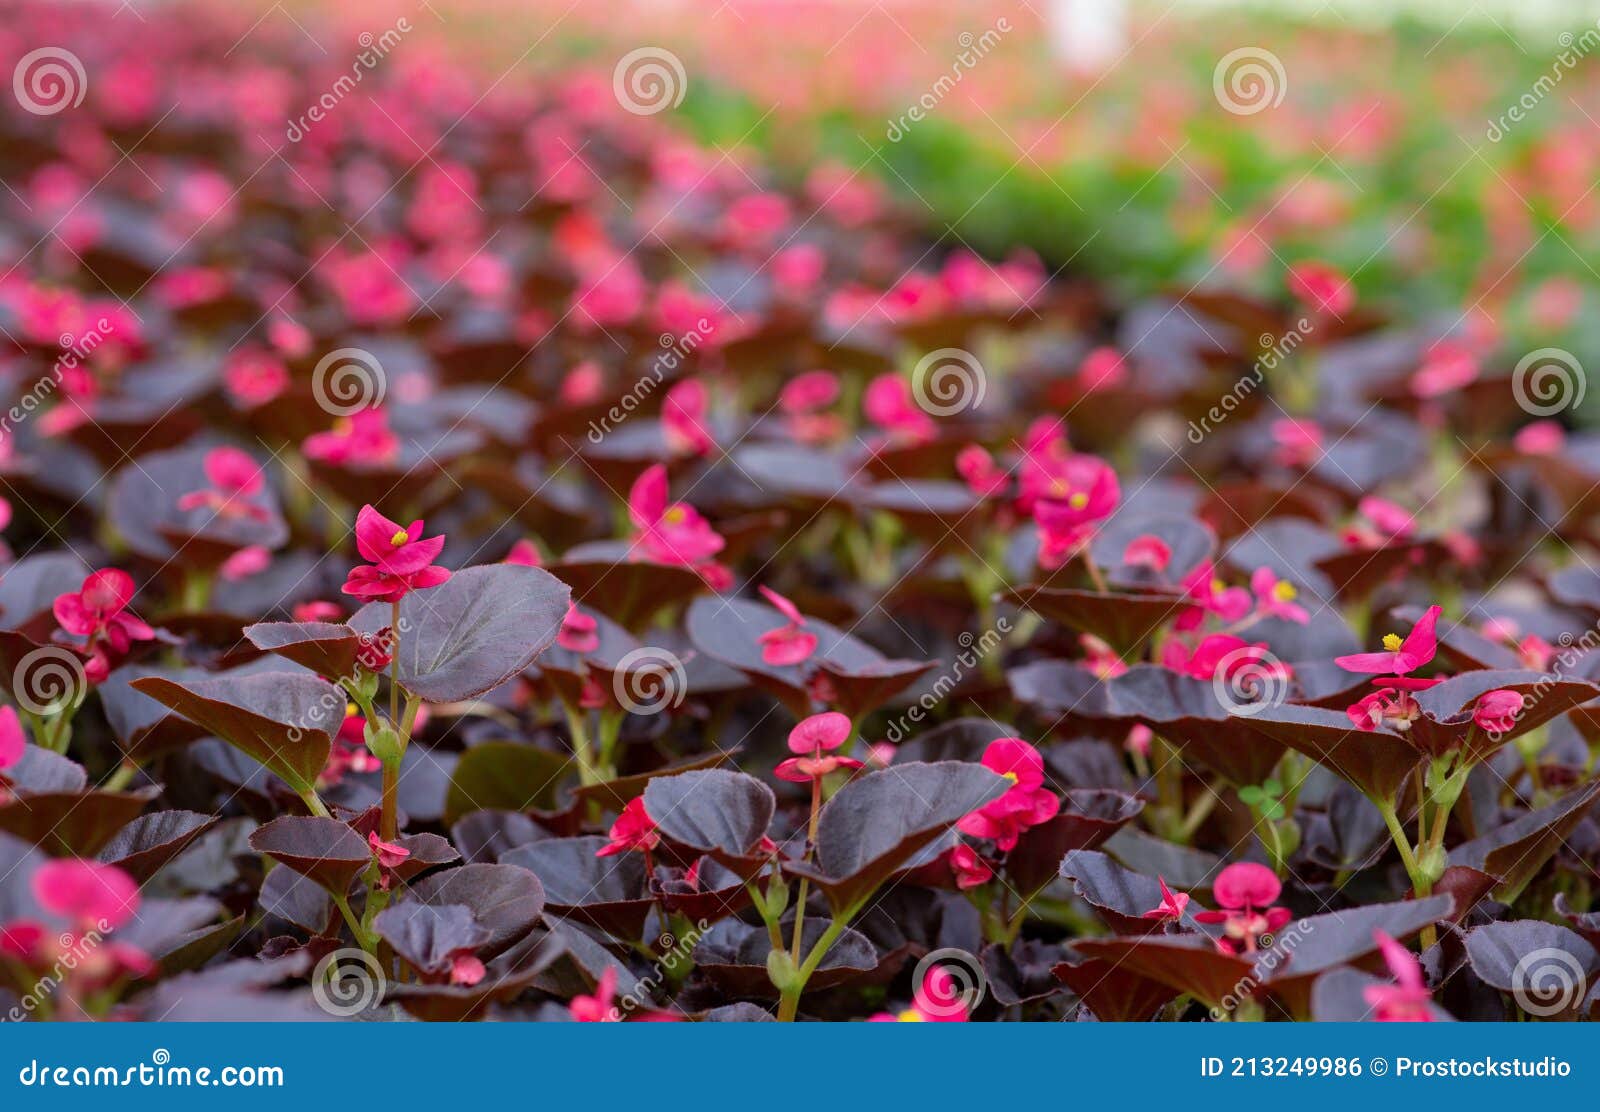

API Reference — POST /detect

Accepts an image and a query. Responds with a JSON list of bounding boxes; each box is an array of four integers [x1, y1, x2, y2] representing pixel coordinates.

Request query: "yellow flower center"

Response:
[[1002, 770, 1019, 784], [334, 418, 353, 435], [1211, 578, 1226, 594], [345, 702, 358, 717], [1068, 492, 1088, 510], [663, 506, 687, 525], [1272, 580, 1297, 602], [1382, 633, 1403, 652], [897, 1009, 924, 1022], [390, 529, 409, 546]]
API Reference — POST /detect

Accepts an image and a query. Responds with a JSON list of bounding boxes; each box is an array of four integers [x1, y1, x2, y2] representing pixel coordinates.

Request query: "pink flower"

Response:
[[956, 444, 1008, 499], [1355, 496, 1417, 542], [1514, 420, 1566, 456], [1363, 930, 1433, 1022], [957, 738, 1060, 851], [293, 601, 344, 623], [1124, 724, 1153, 758], [1177, 562, 1252, 628], [1270, 418, 1322, 468], [368, 832, 411, 870], [224, 348, 288, 408], [1077, 346, 1127, 393], [177, 447, 271, 521], [570, 967, 619, 1021], [1142, 876, 1189, 921], [1033, 454, 1120, 568], [775, 711, 863, 782], [341, 505, 451, 603], [503, 539, 543, 567], [1345, 677, 1439, 733], [756, 586, 818, 667], [949, 844, 993, 890], [1336, 605, 1441, 675], [662, 378, 715, 457], [780, 370, 842, 442], [1081, 634, 1127, 680], [0, 706, 23, 770], [53, 569, 155, 680], [869, 966, 970, 1022], [33, 860, 139, 930], [558, 603, 600, 654], [596, 797, 659, 858], [1122, 534, 1172, 573], [219, 545, 271, 581], [1410, 341, 1478, 399], [627, 464, 726, 570], [451, 954, 486, 987], [1287, 260, 1354, 317], [1194, 862, 1291, 955], [1163, 635, 1278, 682], [1472, 688, 1523, 735], [863, 374, 936, 443], [303, 409, 400, 467], [1250, 567, 1308, 623]]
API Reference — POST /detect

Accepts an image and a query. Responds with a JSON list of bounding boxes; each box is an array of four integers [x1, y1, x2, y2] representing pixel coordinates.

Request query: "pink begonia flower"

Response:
[[957, 738, 1060, 851], [756, 586, 818, 667], [771, 244, 825, 297], [775, 711, 863, 782], [293, 600, 344, 623], [53, 568, 155, 682], [450, 954, 486, 987], [0, 707, 24, 770], [1357, 496, 1417, 541], [627, 464, 727, 580], [1249, 567, 1309, 623], [341, 505, 451, 603], [1123, 534, 1172, 573], [1472, 689, 1524, 735], [368, 831, 411, 871], [1346, 676, 1440, 733], [1077, 346, 1127, 393], [1513, 420, 1566, 456], [1363, 930, 1433, 1022], [863, 374, 936, 443], [949, 844, 993, 890], [1194, 861, 1292, 955], [558, 603, 600, 654], [1287, 260, 1354, 317], [1336, 605, 1441, 675], [1033, 454, 1120, 568], [1125, 724, 1153, 758], [570, 967, 619, 1022], [1080, 634, 1127, 681], [1176, 562, 1252, 630], [34, 860, 140, 929], [177, 447, 271, 521], [303, 408, 400, 467], [1270, 418, 1322, 468], [662, 378, 715, 457], [1162, 635, 1279, 683], [503, 539, 543, 567], [219, 545, 271, 581], [1410, 341, 1478, 399], [595, 797, 659, 858], [780, 369, 840, 413], [224, 348, 289, 408], [560, 361, 605, 405], [869, 966, 970, 1022], [1142, 876, 1190, 921], [956, 444, 1008, 499]]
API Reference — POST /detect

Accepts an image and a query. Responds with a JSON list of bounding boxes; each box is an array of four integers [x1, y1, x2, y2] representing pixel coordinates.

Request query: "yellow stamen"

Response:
[[1068, 492, 1089, 510], [1002, 770, 1019, 784], [1382, 633, 1403, 652], [663, 506, 687, 525], [390, 529, 409, 546], [345, 702, 358, 717], [1211, 578, 1226, 594], [1272, 581, 1297, 602], [897, 1009, 924, 1022]]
